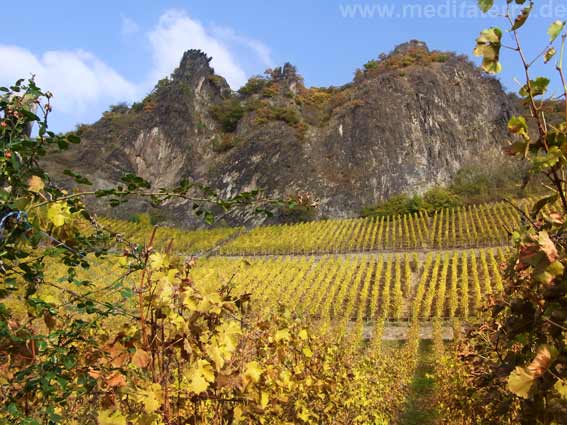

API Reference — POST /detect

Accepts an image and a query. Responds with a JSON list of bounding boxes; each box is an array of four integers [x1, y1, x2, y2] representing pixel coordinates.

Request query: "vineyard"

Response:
[[98, 200, 528, 256], [5, 2, 567, 421], [191, 248, 507, 325], [91, 202, 516, 336], [0, 199, 518, 423]]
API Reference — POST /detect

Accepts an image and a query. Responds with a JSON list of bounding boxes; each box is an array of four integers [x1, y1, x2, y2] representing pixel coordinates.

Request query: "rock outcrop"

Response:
[[46, 42, 516, 226]]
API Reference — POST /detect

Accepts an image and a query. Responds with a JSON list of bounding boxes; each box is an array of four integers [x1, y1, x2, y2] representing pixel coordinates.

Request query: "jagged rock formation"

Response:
[[46, 42, 516, 226]]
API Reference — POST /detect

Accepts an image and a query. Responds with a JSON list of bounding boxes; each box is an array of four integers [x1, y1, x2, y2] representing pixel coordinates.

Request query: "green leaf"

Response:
[[548, 20, 565, 42], [508, 115, 528, 135], [519, 77, 550, 97], [478, 0, 494, 13], [66, 134, 80, 144], [532, 146, 564, 172]]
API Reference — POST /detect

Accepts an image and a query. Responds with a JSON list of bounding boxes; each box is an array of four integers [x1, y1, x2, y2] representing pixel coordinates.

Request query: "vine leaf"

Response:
[[545, 47, 557, 63], [474, 27, 503, 73], [478, 0, 494, 13], [97, 409, 127, 425], [132, 348, 150, 368], [135, 383, 162, 413], [47, 202, 72, 227], [508, 345, 556, 398], [511, 3, 533, 31], [27, 176, 44, 193], [548, 20, 565, 42], [244, 361, 263, 385], [527, 345, 554, 377], [519, 77, 550, 98], [555, 379, 567, 399], [508, 366, 534, 399], [187, 359, 215, 394]]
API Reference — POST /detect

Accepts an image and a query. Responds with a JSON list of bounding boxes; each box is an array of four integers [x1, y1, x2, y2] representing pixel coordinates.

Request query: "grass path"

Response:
[[400, 340, 439, 425]]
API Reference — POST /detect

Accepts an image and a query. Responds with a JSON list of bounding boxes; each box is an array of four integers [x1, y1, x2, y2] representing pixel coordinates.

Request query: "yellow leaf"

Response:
[[275, 328, 290, 342], [132, 348, 150, 368], [149, 253, 168, 271], [233, 406, 244, 422], [196, 292, 223, 313], [244, 361, 263, 384], [27, 175, 44, 193], [302, 346, 313, 358], [220, 320, 242, 353], [136, 383, 162, 413], [508, 366, 534, 399], [278, 370, 292, 389], [298, 329, 308, 340], [260, 391, 269, 409], [47, 202, 71, 227], [555, 379, 567, 399], [97, 409, 127, 425], [206, 343, 225, 371], [187, 359, 215, 394]]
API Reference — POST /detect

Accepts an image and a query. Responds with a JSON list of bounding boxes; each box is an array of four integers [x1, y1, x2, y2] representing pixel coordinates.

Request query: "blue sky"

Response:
[[1, 0, 565, 132]]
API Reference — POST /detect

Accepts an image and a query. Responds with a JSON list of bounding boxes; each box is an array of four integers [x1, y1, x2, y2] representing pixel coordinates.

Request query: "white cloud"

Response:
[[0, 9, 273, 131], [147, 9, 257, 89], [211, 25, 274, 70], [0, 45, 138, 116], [121, 15, 140, 36]]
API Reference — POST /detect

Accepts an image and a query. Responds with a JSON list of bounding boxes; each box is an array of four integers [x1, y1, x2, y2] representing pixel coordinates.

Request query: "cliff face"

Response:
[[47, 42, 515, 226]]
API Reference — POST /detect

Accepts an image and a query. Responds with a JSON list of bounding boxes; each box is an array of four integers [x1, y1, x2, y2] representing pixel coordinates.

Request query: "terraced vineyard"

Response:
[[3, 201, 518, 424], [191, 248, 508, 326], [97, 217, 242, 253], [83, 201, 520, 338], [99, 200, 526, 256]]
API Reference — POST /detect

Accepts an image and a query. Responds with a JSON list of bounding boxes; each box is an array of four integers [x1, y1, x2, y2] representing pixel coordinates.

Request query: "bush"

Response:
[[362, 188, 462, 217], [364, 60, 379, 71], [255, 105, 301, 127], [361, 194, 416, 217], [278, 191, 319, 223], [238, 76, 268, 96], [422, 187, 462, 210], [107, 102, 129, 114], [448, 162, 537, 203], [210, 98, 244, 132]]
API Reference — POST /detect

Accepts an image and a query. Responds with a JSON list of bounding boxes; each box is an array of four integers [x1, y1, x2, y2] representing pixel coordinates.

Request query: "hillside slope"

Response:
[[46, 40, 515, 226]]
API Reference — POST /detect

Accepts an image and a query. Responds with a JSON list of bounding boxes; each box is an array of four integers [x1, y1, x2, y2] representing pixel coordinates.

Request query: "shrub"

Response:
[[255, 105, 301, 126], [238, 76, 268, 96], [364, 60, 379, 71], [448, 162, 539, 203], [422, 187, 462, 210], [210, 98, 244, 132], [362, 188, 461, 217], [261, 82, 280, 98], [108, 102, 129, 114], [361, 194, 415, 217]]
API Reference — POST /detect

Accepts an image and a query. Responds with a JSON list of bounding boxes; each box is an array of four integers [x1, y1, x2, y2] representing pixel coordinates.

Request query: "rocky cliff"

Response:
[[47, 41, 516, 226]]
